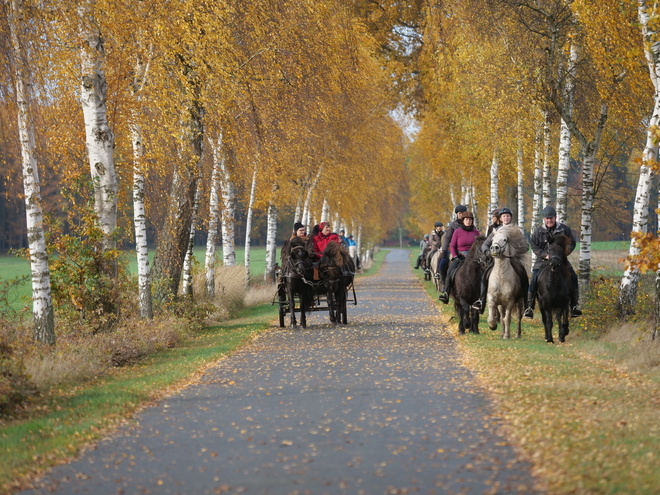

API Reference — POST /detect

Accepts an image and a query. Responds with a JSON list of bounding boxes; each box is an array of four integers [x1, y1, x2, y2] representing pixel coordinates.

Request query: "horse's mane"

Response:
[[467, 235, 486, 258], [549, 234, 570, 257], [496, 224, 529, 258], [321, 241, 348, 267]]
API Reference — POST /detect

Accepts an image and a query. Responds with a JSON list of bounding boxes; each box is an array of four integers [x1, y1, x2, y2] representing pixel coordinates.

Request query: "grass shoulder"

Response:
[[409, 250, 660, 495]]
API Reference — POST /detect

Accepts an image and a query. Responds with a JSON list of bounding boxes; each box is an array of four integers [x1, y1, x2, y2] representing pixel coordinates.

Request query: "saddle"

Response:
[[446, 257, 465, 288]]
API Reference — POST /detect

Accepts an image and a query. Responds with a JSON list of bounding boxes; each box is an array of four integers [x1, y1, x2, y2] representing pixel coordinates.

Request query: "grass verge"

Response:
[[409, 250, 660, 495]]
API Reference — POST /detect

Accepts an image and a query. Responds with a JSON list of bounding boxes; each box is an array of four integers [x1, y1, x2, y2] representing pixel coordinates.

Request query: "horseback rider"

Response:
[[438, 211, 479, 304], [523, 205, 582, 319], [486, 208, 501, 237], [338, 229, 349, 248], [415, 234, 430, 270], [436, 205, 467, 285], [346, 234, 361, 269], [425, 222, 443, 274], [471, 207, 529, 313]]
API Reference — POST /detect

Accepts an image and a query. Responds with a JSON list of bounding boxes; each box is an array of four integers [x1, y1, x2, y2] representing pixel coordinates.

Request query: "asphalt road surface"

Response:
[[20, 249, 539, 495]]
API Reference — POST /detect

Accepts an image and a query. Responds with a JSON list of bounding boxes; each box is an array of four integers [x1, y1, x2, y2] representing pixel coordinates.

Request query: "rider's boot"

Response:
[[471, 299, 483, 312]]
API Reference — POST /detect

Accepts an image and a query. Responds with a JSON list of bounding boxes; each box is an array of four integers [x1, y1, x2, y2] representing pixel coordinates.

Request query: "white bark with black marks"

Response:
[[8, 0, 55, 344]]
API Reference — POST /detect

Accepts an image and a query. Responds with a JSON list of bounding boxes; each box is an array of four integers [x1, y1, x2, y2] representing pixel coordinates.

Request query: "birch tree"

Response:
[[205, 134, 223, 298], [617, 0, 660, 315], [517, 143, 525, 233], [7, 0, 55, 344], [79, 0, 118, 256], [244, 168, 257, 284], [490, 152, 499, 214], [556, 42, 579, 224]]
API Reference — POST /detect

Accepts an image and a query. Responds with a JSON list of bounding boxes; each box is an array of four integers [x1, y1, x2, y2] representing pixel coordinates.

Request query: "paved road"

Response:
[[21, 249, 539, 495]]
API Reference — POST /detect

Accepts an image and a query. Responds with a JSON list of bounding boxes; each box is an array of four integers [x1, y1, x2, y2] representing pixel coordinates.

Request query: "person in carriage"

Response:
[[280, 222, 314, 272], [424, 222, 443, 274], [524, 205, 582, 319], [438, 211, 479, 304], [311, 221, 341, 261], [471, 207, 529, 313]]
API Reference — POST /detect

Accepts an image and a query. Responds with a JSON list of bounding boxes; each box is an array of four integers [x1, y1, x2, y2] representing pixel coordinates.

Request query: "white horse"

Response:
[[487, 224, 529, 339], [430, 249, 443, 290]]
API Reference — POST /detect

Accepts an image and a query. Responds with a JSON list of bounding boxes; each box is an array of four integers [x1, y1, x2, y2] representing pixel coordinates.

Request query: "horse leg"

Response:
[[487, 300, 498, 331], [455, 301, 466, 335], [300, 291, 307, 329], [341, 288, 348, 325], [327, 289, 336, 324], [470, 307, 480, 334], [515, 300, 522, 338], [559, 307, 569, 342], [288, 284, 297, 328], [541, 305, 554, 343], [501, 306, 511, 339]]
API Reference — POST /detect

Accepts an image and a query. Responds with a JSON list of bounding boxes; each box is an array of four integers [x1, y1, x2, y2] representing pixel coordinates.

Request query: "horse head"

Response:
[[287, 238, 312, 277], [490, 224, 528, 258], [547, 235, 569, 271]]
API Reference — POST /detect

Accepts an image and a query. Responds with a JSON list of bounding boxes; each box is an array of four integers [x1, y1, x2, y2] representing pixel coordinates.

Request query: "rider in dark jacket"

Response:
[[523, 205, 581, 318], [436, 205, 467, 283]]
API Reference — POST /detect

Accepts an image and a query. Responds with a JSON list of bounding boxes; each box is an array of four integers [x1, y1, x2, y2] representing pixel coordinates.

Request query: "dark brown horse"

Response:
[[281, 237, 314, 328], [537, 235, 572, 343], [451, 236, 487, 334], [318, 241, 355, 325]]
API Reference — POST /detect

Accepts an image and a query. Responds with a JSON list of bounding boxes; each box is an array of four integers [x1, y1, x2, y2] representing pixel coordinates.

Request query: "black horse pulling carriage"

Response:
[[274, 239, 356, 328]]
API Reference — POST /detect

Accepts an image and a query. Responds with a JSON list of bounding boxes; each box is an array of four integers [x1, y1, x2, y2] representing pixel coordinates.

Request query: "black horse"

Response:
[[537, 235, 572, 343], [318, 241, 355, 325], [280, 237, 314, 328], [451, 236, 487, 334]]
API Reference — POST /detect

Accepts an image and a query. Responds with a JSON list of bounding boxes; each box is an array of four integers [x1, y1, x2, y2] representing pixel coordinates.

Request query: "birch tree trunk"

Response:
[[264, 201, 278, 284], [542, 111, 552, 209], [556, 43, 578, 224], [181, 179, 202, 297], [152, 96, 204, 303], [302, 166, 323, 228], [79, 1, 117, 256], [517, 143, 525, 233], [471, 183, 479, 230], [490, 152, 499, 214], [619, 0, 660, 316], [244, 169, 257, 284], [321, 198, 330, 223], [205, 135, 223, 298], [130, 54, 153, 319], [531, 127, 543, 267], [218, 154, 236, 268], [8, 0, 55, 344]]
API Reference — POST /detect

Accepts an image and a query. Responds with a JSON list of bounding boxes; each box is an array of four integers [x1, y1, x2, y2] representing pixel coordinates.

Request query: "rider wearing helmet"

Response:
[[424, 222, 444, 273], [471, 207, 529, 313], [437, 205, 467, 283], [438, 211, 479, 304], [486, 208, 501, 238], [524, 205, 581, 319], [416, 233, 431, 270]]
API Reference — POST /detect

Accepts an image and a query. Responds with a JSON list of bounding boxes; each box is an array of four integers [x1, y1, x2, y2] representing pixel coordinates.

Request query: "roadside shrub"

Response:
[[0, 337, 36, 417], [193, 265, 247, 320]]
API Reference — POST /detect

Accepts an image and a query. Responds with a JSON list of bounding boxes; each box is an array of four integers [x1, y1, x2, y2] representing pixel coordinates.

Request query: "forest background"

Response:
[[2, 1, 660, 348]]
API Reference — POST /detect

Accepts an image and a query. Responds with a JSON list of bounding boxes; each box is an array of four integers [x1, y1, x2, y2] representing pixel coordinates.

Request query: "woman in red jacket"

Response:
[[312, 221, 340, 260]]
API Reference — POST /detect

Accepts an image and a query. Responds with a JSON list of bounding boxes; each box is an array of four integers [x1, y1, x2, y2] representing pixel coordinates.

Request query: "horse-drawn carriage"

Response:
[[273, 238, 357, 328]]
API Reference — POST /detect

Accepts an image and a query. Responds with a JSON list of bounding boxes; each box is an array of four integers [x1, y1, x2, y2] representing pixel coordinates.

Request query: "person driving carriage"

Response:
[[280, 222, 314, 269], [471, 207, 529, 313], [438, 211, 479, 304], [524, 205, 582, 319]]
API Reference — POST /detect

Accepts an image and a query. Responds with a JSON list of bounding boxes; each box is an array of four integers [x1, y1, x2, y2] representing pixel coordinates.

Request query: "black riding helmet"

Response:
[[499, 207, 513, 216], [454, 205, 467, 214], [434, 221, 443, 227]]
